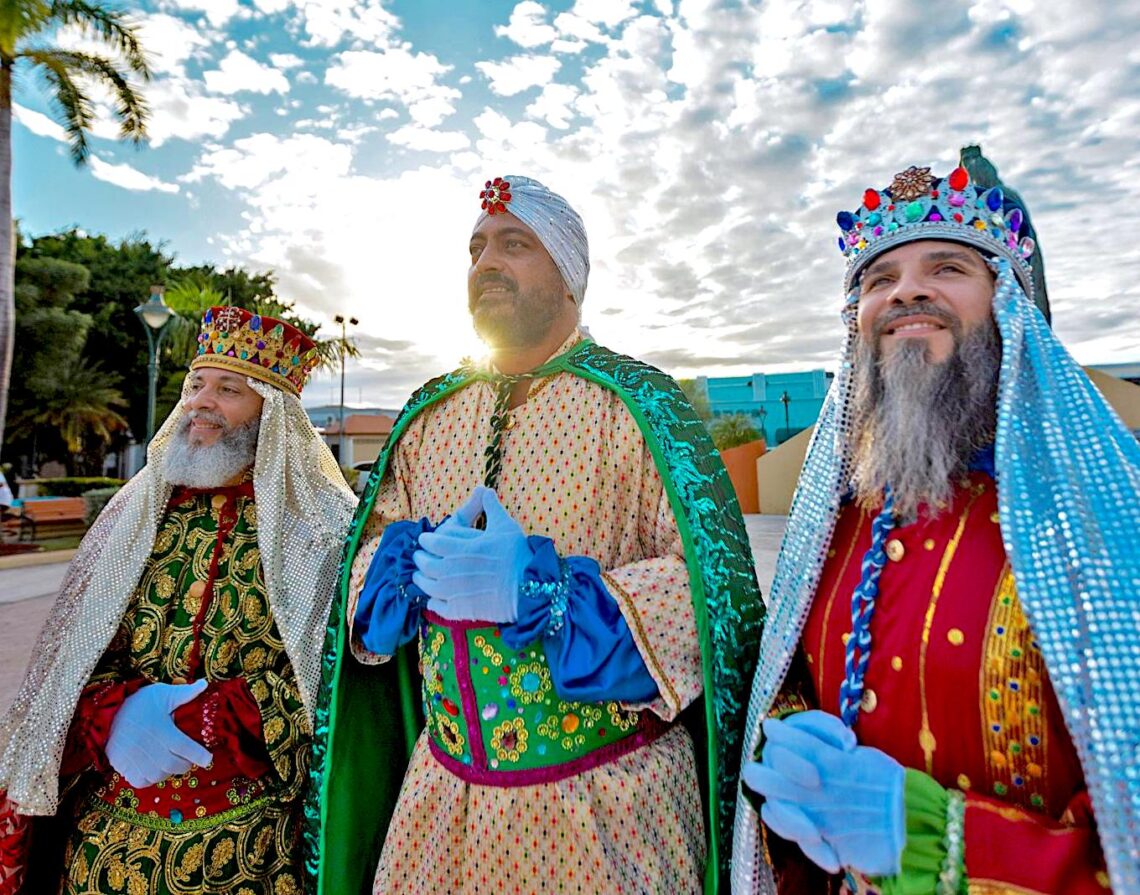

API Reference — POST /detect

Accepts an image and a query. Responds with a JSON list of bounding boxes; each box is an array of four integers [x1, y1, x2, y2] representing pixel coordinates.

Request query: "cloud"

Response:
[[183, 132, 353, 191], [525, 83, 580, 129], [133, 13, 215, 76], [13, 104, 67, 142], [144, 79, 248, 147], [163, 0, 241, 28], [325, 46, 460, 123], [274, 0, 399, 47], [495, 1, 558, 48], [203, 50, 291, 95], [475, 54, 561, 96], [386, 125, 470, 152], [269, 52, 304, 69], [88, 156, 181, 193]]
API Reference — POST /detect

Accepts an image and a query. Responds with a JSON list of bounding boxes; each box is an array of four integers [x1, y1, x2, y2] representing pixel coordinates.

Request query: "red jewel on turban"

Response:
[[480, 177, 512, 215], [863, 189, 880, 211], [948, 166, 969, 191]]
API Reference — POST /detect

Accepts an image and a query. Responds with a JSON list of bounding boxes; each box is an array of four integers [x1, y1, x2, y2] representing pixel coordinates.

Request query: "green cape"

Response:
[[304, 340, 764, 894]]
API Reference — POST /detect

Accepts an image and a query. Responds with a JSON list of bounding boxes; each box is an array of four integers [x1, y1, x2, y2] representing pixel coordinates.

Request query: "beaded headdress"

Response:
[[191, 306, 319, 396], [837, 161, 1038, 304], [733, 149, 1140, 892], [474, 174, 590, 306]]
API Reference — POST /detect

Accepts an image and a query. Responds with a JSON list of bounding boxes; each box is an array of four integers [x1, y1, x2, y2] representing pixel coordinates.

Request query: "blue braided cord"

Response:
[[838, 488, 896, 727]]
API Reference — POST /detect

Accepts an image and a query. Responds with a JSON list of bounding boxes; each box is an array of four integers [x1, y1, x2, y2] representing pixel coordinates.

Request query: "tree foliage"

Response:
[[677, 378, 712, 422], [709, 413, 762, 451]]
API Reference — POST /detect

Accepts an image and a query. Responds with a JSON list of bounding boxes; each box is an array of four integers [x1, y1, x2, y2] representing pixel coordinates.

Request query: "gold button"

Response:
[[211, 495, 226, 509], [919, 729, 937, 753], [502, 413, 516, 431], [841, 632, 851, 645], [891, 656, 903, 671], [990, 511, 1000, 524], [188, 581, 206, 598], [885, 538, 905, 562], [860, 689, 877, 713], [947, 628, 965, 646], [956, 773, 971, 790], [827, 548, 836, 558], [1096, 871, 1111, 889], [805, 653, 814, 664], [923, 538, 936, 551]]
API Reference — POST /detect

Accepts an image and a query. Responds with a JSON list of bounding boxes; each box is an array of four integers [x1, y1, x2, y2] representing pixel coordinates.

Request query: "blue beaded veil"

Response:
[[731, 261, 1140, 891]]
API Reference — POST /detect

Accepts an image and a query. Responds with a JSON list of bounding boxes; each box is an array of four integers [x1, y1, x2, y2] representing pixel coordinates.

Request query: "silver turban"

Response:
[[475, 174, 590, 306]]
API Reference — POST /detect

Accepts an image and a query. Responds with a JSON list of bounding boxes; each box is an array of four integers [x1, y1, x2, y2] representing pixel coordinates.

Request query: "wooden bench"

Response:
[[16, 497, 88, 542]]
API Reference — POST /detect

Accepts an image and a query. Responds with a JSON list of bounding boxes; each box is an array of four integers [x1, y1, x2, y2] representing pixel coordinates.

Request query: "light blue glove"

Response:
[[105, 680, 214, 788], [741, 710, 904, 876], [413, 487, 532, 623]]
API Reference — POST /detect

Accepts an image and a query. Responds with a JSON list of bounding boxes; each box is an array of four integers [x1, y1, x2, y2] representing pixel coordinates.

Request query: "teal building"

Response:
[[699, 370, 833, 446]]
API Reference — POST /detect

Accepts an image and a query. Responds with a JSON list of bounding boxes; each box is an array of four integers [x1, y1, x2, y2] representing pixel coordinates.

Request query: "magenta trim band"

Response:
[[445, 620, 487, 768], [422, 609, 499, 632], [427, 715, 671, 788]]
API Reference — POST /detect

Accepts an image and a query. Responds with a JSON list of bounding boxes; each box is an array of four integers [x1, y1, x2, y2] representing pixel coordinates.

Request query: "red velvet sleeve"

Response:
[[965, 790, 1110, 893], [173, 677, 272, 781], [59, 678, 146, 776]]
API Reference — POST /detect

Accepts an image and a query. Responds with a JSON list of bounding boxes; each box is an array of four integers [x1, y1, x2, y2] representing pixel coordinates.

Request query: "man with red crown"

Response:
[[733, 147, 1140, 893], [0, 306, 356, 893]]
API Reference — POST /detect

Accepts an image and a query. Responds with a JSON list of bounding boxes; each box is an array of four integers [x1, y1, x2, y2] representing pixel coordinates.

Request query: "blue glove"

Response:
[[741, 710, 904, 876], [105, 680, 214, 788], [413, 487, 533, 623]]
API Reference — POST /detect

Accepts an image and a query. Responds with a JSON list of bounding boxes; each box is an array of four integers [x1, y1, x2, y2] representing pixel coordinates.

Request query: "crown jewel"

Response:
[[192, 306, 319, 396], [480, 177, 512, 215], [838, 164, 1036, 299]]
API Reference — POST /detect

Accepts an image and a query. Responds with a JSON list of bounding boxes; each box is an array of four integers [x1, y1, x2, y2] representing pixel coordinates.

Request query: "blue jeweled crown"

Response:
[[838, 164, 1036, 301]]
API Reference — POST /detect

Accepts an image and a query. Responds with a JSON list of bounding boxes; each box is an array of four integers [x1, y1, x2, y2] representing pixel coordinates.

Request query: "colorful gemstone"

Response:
[[1019, 236, 1036, 257], [442, 698, 459, 717], [948, 194, 966, 207], [521, 672, 541, 693], [482, 703, 499, 721], [1007, 208, 1023, 232], [863, 189, 880, 210], [561, 713, 580, 734], [948, 167, 969, 191], [904, 201, 924, 222], [170, 809, 183, 824], [929, 212, 942, 222], [867, 212, 882, 226], [986, 187, 1003, 211], [837, 211, 856, 232]]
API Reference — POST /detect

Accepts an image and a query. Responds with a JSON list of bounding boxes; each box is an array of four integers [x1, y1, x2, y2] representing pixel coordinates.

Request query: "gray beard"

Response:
[[850, 321, 1001, 522], [162, 412, 260, 490]]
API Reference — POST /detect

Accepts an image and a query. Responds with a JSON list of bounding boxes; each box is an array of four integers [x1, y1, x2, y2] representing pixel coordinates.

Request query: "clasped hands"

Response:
[[412, 486, 532, 624], [741, 710, 905, 877]]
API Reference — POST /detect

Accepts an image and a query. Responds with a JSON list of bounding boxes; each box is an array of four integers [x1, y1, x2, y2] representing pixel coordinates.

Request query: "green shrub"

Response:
[[82, 486, 124, 526], [38, 477, 126, 497]]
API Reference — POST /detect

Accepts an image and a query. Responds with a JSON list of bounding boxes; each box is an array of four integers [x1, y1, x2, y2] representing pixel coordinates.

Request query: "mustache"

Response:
[[872, 304, 960, 340], [473, 273, 518, 296], [187, 409, 228, 427]]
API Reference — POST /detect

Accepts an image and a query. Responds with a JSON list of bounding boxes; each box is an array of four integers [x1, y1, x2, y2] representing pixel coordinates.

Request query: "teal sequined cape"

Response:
[[304, 340, 765, 894]]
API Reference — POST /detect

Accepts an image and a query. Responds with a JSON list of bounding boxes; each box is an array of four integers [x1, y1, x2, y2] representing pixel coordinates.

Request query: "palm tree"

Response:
[[0, 0, 151, 453], [9, 357, 129, 473], [709, 413, 762, 451]]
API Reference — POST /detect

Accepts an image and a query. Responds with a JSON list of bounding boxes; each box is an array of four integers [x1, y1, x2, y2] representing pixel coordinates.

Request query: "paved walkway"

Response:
[[0, 516, 790, 714]]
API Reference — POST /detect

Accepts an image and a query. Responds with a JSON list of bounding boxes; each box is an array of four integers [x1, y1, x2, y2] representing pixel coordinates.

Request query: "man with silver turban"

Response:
[[733, 147, 1140, 893], [0, 306, 356, 893], [307, 175, 764, 894]]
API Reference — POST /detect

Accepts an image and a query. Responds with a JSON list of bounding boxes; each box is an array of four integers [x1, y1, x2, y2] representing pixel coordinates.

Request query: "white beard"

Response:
[[162, 411, 260, 489]]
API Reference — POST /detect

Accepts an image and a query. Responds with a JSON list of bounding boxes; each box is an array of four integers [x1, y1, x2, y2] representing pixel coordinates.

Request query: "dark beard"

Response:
[[850, 319, 1001, 522], [468, 274, 563, 349]]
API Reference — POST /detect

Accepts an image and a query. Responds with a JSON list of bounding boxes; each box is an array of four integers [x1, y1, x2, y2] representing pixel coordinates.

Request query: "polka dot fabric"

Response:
[[347, 331, 707, 893]]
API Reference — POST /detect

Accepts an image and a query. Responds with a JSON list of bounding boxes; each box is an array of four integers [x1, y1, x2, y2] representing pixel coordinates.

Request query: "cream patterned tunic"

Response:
[[349, 333, 707, 894]]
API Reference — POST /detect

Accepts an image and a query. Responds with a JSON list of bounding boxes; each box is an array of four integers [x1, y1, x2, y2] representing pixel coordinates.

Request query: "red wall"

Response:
[[719, 439, 766, 515]]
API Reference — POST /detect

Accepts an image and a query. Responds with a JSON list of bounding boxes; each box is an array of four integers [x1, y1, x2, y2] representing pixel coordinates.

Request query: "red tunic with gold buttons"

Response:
[[796, 472, 1109, 894]]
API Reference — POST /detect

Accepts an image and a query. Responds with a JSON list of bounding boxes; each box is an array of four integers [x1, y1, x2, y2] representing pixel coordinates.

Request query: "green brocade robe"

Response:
[[305, 340, 764, 894]]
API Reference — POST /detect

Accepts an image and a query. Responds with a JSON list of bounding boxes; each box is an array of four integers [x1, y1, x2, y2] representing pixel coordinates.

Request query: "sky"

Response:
[[15, 0, 1140, 408]]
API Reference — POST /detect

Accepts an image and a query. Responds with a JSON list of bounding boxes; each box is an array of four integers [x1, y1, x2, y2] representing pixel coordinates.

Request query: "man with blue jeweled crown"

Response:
[[732, 146, 1140, 894], [0, 307, 356, 893], [306, 175, 764, 894]]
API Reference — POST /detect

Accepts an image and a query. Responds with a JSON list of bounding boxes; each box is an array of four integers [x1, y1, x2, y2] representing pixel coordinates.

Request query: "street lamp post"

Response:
[[757, 405, 768, 444], [134, 286, 175, 448], [334, 314, 358, 463], [780, 391, 791, 440]]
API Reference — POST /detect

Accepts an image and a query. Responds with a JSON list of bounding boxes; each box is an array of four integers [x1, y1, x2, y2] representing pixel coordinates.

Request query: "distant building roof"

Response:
[[323, 414, 396, 436]]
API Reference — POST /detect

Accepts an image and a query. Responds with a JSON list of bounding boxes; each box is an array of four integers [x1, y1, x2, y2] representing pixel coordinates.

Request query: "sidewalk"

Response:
[[0, 517, 789, 715]]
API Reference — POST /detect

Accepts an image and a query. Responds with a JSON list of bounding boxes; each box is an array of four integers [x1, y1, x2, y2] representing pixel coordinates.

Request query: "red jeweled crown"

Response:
[[191, 306, 319, 396]]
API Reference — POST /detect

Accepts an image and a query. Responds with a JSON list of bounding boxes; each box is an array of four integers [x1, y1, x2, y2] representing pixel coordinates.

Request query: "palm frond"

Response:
[[20, 47, 148, 145], [20, 48, 93, 163], [48, 0, 151, 78]]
